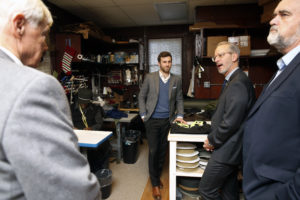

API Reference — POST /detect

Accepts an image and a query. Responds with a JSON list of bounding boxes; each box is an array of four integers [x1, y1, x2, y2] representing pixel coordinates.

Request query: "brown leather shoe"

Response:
[[160, 180, 163, 189], [152, 186, 161, 200]]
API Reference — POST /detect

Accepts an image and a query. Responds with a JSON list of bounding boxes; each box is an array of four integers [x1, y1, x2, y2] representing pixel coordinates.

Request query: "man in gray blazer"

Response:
[[0, 0, 101, 199], [139, 51, 185, 200], [198, 42, 255, 200]]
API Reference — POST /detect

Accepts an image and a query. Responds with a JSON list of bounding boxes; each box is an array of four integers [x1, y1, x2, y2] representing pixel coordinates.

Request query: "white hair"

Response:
[[216, 41, 240, 57], [0, 0, 53, 32]]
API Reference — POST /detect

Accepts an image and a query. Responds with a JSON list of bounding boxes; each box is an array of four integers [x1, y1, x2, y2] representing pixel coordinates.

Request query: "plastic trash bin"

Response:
[[123, 130, 140, 164], [95, 169, 112, 199]]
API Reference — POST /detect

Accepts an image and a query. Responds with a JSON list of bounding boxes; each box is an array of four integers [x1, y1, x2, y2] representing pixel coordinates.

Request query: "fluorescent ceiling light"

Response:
[[155, 2, 187, 21]]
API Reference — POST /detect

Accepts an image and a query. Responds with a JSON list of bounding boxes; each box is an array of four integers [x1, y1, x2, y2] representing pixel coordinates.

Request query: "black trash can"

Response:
[[95, 169, 112, 199], [123, 130, 140, 164]]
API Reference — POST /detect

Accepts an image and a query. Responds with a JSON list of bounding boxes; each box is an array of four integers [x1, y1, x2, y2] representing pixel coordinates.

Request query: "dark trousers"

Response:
[[199, 158, 239, 200], [145, 118, 170, 187]]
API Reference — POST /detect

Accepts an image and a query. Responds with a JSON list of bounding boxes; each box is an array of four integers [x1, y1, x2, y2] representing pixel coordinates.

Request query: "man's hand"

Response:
[[173, 118, 187, 124], [84, 127, 92, 130], [203, 138, 214, 152]]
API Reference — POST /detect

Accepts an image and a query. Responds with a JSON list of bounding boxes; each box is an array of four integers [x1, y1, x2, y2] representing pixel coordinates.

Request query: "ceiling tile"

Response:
[[155, 2, 188, 21], [47, 0, 260, 28], [121, 4, 161, 26], [113, 0, 152, 6], [89, 7, 137, 27], [73, 0, 115, 7], [47, 0, 81, 7], [153, 0, 187, 3]]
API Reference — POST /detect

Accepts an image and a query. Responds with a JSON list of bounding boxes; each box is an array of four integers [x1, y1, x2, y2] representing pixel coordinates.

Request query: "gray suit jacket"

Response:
[[138, 71, 184, 122], [208, 68, 255, 165], [0, 50, 101, 200]]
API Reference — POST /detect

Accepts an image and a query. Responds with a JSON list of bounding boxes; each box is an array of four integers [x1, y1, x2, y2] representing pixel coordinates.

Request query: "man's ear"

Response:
[[231, 53, 239, 62], [12, 14, 25, 38]]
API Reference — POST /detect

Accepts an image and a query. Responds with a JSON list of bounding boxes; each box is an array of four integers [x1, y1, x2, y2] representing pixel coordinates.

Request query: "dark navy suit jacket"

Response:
[[208, 68, 255, 165], [243, 53, 300, 200]]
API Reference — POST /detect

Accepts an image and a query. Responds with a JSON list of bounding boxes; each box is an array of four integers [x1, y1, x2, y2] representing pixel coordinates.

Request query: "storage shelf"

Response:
[[168, 127, 209, 200], [200, 54, 280, 59], [168, 133, 207, 142], [176, 167, 204, 177]]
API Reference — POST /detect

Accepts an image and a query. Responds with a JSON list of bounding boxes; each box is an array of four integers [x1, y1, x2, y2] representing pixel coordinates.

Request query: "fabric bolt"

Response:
[[105, 109, 128, 119], [61, 46, 76, 75], [170, 122, 211, 134]]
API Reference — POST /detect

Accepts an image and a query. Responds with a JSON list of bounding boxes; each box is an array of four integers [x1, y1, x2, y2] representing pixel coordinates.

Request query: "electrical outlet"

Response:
[[204, 81, 210, 88]]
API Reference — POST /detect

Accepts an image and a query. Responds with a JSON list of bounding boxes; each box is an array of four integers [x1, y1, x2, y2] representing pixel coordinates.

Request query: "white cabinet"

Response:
[[168, 133, 207, 200]]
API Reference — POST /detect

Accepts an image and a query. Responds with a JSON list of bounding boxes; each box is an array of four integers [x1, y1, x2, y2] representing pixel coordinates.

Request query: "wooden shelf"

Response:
[[119, 107, 139, 112]]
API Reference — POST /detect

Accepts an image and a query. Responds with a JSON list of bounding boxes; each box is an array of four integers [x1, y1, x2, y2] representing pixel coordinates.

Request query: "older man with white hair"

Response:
[[0, 0, 101, 199]]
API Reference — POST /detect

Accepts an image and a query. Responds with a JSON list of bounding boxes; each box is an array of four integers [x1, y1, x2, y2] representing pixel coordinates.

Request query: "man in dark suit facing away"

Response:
[[243, 0, 300, 199], [198, 41, 256, 200]]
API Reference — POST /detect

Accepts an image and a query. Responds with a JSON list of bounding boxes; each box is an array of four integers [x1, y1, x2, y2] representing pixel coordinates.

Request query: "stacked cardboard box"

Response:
[[206, 36, 228, 57], [206, 35, 251, 57]]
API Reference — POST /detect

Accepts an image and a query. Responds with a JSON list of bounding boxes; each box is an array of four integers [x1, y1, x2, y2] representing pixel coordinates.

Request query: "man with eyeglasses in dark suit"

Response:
[[198, 41, 255, 200]]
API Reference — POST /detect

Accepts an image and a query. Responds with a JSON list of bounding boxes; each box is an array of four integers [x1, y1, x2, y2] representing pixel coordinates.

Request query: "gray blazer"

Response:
[[208, 68, 255, 165], [0, 50, 101, 200], [138, 71, 184, 122]]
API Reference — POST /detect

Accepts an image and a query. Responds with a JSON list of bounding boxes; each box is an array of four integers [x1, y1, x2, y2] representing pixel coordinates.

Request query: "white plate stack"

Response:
[[176, 143, 200, 172]]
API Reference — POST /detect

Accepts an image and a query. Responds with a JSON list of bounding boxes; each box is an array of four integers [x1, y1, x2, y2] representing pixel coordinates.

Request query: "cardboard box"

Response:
[[206, 36, 228, 57], [228, 36, 251, 56]]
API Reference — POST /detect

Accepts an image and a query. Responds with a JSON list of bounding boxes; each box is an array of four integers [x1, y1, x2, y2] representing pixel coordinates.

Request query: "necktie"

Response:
[[221, 79, 228, 92]]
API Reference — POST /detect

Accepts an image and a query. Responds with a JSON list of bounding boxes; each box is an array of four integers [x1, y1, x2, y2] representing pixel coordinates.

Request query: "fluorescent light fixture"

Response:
[[155, 2, 187, 21]]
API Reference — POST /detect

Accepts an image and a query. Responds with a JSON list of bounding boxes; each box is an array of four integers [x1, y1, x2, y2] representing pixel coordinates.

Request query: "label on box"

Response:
[[228, 37, 239, 46], [228, 35, 251, 56], [240, 36, 249, 47]]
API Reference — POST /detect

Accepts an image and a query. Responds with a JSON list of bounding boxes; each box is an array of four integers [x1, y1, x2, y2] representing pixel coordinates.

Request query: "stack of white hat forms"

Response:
[[176, 143, 200, 172], [199, 150, 211, 169]]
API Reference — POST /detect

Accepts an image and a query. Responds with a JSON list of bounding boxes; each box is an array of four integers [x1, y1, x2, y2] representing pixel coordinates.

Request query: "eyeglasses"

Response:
[[211, 52, 232, 62]]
